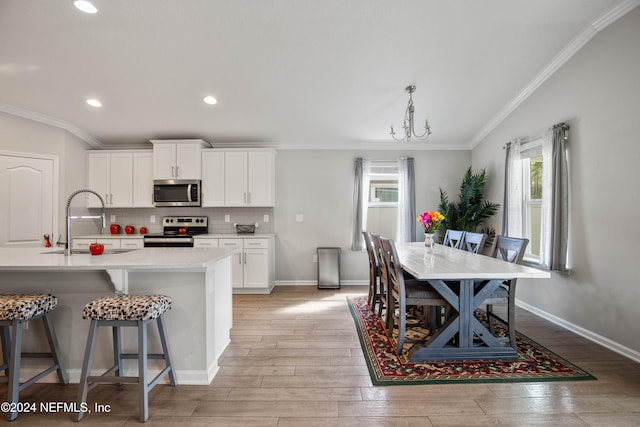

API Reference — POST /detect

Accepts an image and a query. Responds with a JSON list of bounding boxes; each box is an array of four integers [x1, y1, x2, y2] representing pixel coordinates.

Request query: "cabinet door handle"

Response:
[[176, 165, 180, 178], [110, 194, 114, 205], [243, 252, 247, 264], [248, 193, 251, 204], [243, 193, 247, 204], [238, 253, 242, 264], [171, 166, 175, 177], [105, 194, 109, 205]]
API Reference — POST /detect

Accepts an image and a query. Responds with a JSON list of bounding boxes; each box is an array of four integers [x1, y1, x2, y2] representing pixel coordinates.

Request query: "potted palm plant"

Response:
[[438, 167, 500, 249]]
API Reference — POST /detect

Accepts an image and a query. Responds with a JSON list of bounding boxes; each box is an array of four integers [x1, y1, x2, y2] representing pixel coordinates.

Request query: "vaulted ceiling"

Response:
[[0, 0, 635, 149]]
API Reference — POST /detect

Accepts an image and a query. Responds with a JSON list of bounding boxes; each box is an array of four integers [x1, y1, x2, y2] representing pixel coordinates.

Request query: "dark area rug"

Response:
[[348, 296, 596, 385]]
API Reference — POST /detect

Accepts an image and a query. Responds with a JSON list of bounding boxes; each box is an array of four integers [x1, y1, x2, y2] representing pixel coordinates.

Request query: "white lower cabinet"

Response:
[[218, 238, 273, 292], [193, 238, 219, 249], [72, 237, 144, 251]]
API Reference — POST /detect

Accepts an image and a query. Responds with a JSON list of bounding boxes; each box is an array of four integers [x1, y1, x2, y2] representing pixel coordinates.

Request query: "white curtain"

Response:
[[351, 158, 371, 250], [396, 158, 416, 242], [504, 139, 524, 238], [540, 131, 553, 267]]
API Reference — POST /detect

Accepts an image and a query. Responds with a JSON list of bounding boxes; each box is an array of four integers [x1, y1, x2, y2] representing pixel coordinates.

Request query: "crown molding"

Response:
[[468, 0, 640, 149], [0, 102, 103, 149]]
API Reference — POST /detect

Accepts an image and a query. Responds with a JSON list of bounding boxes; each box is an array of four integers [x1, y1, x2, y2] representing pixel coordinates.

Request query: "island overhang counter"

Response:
[[0, 247, 239, 385]]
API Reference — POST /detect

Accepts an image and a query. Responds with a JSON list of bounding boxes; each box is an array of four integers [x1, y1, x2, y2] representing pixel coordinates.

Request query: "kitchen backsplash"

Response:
[[72, 207, 274, 237]]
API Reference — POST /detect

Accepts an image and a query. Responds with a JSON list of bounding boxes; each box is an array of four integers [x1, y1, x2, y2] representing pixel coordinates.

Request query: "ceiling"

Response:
[[0, 0, 635, 150]]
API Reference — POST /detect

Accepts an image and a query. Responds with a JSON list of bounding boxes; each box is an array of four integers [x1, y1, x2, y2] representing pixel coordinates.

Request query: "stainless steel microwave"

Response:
[[153, 179, 201, 207]]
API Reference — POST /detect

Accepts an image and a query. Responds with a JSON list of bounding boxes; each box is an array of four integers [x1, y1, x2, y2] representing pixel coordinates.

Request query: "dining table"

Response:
[[394, 241, 550, 361]]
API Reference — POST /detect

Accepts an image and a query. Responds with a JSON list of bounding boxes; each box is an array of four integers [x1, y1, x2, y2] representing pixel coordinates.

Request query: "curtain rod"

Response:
[[503, 123, 569, 149]]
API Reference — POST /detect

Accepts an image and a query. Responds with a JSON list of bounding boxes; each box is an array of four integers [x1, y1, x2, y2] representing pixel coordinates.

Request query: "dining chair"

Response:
[[362, 231, 381, 311], [481, 235, 529, 349], [369, 233, 389, 324], [460, 231, 486, 254], [380, 237, 448, 355], [442, 229, 465, 249]]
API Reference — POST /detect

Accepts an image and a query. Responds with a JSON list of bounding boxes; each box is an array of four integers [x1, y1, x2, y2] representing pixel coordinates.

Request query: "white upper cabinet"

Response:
[[87, 151, 133, 208], [223, 149, 275, 207], [133, 151, 154, 207], [201, 151, 225, 207], [87, 150, 153, 208], [151, 139, 209, 180]]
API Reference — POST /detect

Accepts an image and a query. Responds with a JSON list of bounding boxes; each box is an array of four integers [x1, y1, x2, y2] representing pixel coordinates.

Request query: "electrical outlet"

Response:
[[150, 215, 156, 223], [110, 215, 116, 222], [295, 214, 304, 222], [313, 254, 318, 263], [225, 214, 230, 222], [263, 214, 269, 223]]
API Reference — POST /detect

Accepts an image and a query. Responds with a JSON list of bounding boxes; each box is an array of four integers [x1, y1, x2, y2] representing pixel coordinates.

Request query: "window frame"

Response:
[[519, 138, 544, 264]]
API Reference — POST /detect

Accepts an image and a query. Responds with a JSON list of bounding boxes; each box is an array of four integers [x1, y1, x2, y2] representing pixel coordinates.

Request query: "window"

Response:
[[504, 124, 569, 270], [366, 163, 399, 238], [522, 152, 543, 262]]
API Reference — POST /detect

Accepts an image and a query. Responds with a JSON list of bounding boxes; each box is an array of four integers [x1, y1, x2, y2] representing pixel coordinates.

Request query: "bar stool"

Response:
[[0, 293, 68, 421], [74, 295, 176, 423]]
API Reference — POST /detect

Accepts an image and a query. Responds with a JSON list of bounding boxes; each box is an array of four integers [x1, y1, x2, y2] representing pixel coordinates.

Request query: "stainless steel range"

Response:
[[143, 216, 208, 247]]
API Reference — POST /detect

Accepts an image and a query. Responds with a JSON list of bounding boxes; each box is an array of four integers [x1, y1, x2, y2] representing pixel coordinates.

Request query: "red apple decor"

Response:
[[125, 225, 135, 235], [139, 227, 148, 235], [110, 224, 121, 235], [89, 242, 105, 255]]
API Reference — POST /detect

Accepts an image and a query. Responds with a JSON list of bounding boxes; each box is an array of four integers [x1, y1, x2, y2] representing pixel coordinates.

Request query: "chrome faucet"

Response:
[[65, 189, 107, 256]]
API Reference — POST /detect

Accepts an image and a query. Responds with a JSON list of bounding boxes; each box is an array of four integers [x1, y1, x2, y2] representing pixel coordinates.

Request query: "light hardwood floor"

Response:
[[1, 285, 639, 426]]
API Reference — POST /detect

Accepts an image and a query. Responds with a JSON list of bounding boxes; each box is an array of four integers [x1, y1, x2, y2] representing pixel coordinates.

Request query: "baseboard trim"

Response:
[[275, 280, 368, 287], [516, 299, 640, 363]]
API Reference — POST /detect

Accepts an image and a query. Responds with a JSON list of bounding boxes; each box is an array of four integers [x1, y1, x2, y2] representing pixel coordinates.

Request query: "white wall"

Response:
[[274, 149, 471, 282], [472, 8, 640, 357], [0, 112, 92, 241]]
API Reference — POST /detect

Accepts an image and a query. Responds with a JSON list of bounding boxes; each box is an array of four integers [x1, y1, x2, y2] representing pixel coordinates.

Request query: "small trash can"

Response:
[[317, 247, 341, 289]]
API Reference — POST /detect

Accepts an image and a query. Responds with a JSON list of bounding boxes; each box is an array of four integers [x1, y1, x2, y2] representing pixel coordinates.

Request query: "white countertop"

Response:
[[193, 233, 276, 239], [0, 247, 239, 271], [77, 233, 276, 239]]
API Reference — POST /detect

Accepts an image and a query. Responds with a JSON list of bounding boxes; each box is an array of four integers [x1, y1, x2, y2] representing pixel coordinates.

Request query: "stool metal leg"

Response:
[[0, 325, 10, 377], [138, 320, 149, 422], [112, 326, 123, 377], [74, 319, 99, 422], [156, 315, 176, 387], [7, 320, 23, 421], [42, 312, 69, 385]]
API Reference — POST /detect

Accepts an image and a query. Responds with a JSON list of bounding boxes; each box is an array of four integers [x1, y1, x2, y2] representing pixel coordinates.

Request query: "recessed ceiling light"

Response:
[[86, 98, 102, 107], [74, 1, 97, 14], [203, 95, 218, 105]]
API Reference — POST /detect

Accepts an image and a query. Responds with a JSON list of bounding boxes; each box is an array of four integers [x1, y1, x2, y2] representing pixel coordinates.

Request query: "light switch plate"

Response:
[[264, 214, 269, 223], [295, 214, 304, 222], [150, 215, 156, 223], [225, 215, 230, 222], [110, 215, 116, 222]]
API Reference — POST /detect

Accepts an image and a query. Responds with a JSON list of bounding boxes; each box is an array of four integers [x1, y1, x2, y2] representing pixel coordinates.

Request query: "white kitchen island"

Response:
[[0, 246, 239, 385]]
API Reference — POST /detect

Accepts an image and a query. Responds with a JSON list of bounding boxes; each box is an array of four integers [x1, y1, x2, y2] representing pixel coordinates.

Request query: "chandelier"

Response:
[[390, 85, 431, 142]]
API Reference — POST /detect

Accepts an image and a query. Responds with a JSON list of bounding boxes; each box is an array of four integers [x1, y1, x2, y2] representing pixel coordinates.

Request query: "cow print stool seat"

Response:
[[0, 293, 68, 421], [73, 295, 176, 423]]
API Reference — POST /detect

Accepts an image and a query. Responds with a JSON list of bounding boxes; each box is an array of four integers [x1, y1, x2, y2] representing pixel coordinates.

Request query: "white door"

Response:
[[0, 154, 56, 247], [175, 143, 200, 179], [133, 152, 154, 207], [224, 151, 248, 206], [244, 249, 269, 288], [247, 151, 273, 206], [109, 152, 133, 207], [201, 151, 225, 206]]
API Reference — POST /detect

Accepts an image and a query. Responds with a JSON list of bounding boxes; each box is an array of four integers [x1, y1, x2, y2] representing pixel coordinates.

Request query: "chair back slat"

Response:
[[461, 232, 486, 254], [489, 236, 529, 264], [442, 229, 465, 248]]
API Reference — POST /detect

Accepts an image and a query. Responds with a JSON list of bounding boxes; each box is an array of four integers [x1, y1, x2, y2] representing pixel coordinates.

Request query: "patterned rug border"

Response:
[[347, 296, 597, 386]]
